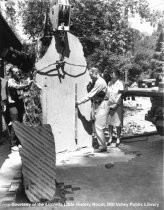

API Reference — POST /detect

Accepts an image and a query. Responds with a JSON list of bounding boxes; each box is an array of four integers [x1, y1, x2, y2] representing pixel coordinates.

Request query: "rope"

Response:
[[36, 60, 87, 73], [65, 61, 87, 68], [36, 62, 60, 72]]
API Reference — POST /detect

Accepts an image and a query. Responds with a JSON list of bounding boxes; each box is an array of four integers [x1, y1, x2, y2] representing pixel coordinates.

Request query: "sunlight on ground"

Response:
[[56, 146, 136, 167], [0, 151, 21, 204]]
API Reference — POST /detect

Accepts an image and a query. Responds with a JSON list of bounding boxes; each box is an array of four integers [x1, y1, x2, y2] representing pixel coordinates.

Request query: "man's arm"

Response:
[[77, 80, 105, 105], [8, 79, 33, 90]]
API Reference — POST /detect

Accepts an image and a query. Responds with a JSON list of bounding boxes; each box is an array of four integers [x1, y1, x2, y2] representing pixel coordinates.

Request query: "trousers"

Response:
[[9, 105, 19, 147], [92, 100, 108, 148], [8, 102, 24, 147]]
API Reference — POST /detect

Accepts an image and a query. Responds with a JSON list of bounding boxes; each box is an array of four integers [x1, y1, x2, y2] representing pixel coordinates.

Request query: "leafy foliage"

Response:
[[0, 0, 21, 39], [22, 83, 43, 126], [71, 0, 134, 56], [69, 0, 162, 79], [18, 0, 50, 39], [151, 23, 164, 82], [126, 23, 163, 82]]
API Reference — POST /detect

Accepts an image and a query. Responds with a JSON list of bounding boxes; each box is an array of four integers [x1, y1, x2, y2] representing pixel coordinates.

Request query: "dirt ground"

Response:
[[122, 97, 156, 136]]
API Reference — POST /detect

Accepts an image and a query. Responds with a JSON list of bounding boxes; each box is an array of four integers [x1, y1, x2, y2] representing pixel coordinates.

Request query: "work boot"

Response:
[[107, 137, 113, 146], [94, 146, 107, 153], [116, 138, 120, 147]]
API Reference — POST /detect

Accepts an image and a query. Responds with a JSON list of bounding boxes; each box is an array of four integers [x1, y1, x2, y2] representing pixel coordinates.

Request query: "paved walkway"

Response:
[[0, 135, 163, 210], [54, 136, 163, 210], [0, 137, 22, 206]]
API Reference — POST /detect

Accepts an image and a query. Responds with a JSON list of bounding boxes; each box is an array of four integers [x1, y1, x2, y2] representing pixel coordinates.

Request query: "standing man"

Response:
[[7, 67, 33, 151], [0, 77, 8, 138], [76, 67, 108, 152]]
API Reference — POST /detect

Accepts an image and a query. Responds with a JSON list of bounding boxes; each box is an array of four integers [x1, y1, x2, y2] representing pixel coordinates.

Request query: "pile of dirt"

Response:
[[122, 97, 156, 136]]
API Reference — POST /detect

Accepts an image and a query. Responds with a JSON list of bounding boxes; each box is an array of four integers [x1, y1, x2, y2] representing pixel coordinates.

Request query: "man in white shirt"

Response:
[[76, 67, 108, 152], [0, 77, 8, 138], [7, 67, 33, 151]]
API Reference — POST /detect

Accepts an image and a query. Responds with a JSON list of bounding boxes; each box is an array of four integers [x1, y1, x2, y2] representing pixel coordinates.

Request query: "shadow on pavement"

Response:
[[0, 136, 11, 168]]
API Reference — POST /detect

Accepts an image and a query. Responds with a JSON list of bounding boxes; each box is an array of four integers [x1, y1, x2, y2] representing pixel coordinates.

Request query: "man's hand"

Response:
[[110, 104, 118, 110], [28, 80, 34, 86], [1, 100, 6, 112], [76, 101, 83, 107]]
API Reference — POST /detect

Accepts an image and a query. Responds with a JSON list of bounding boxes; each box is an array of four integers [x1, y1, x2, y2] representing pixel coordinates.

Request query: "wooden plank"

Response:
[[75, 83, 78, 145], [120, 88, 164, 98], [13, 122, 56, 203]]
